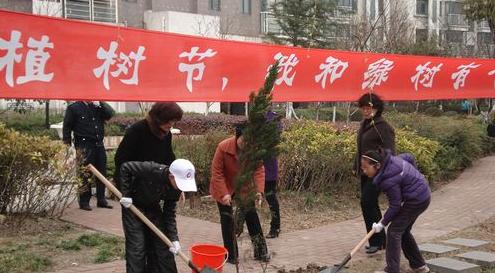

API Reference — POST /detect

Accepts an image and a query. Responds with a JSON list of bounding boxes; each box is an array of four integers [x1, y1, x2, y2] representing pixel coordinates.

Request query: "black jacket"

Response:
[[114, 119, 175, 189], [354, 116, 396, 174], [62, 101, 115, 146], [120, 161, 180, 241]]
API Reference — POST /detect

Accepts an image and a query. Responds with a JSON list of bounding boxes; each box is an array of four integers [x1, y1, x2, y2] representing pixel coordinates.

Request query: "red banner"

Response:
[[1, 9, 495, 102]]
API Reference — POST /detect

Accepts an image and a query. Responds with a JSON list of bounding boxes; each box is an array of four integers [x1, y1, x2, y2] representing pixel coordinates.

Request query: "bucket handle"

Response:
[[214, 252, 229, 271]]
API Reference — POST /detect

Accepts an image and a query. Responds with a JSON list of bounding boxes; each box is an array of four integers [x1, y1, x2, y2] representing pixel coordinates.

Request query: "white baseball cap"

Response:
[[169, 159, 197, 192]]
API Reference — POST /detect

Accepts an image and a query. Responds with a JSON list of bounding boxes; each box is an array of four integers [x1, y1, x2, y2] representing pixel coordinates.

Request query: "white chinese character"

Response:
[[93, 42, 145, 90], [17, 35, 54, 84], [451, 62, 480, 90], [489, 69, 495, 88], [93, 41, 118, 90], [362, 58, 394, 90], [315, 56, 348, 89], [178, 47, 217, 92], [410, 62, 443, 91], [0, 30, 23, 87], [113, 46, 146, 85], [270, 52, 299, 86]]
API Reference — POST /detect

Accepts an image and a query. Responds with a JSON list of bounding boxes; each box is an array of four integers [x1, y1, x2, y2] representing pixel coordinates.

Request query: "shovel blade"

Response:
[[319, 265, 344, 273]]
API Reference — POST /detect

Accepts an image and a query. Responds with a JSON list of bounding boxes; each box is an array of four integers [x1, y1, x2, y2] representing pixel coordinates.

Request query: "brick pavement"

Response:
[[51, 156, 495, 273]]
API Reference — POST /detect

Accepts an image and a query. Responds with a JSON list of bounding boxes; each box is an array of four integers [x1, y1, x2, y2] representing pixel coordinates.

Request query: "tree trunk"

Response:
[[490, 19, 495, 58], [332, 105, 337, 123], [315, 102, 321, 121], [45, 100, 50, 129]]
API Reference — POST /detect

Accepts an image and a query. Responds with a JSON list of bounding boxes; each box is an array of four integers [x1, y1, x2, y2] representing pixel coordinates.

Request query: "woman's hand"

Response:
[[220, 194, 232, 206]]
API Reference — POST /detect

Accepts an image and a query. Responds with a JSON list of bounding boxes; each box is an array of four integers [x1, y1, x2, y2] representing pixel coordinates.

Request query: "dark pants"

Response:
[[76, 142, 107, 207], [217, 202, 268, 261], [264, 180, 280, 232], [385, 198, 430, 273], [360, 175, 386, 247], [122, 205, 178, 273]]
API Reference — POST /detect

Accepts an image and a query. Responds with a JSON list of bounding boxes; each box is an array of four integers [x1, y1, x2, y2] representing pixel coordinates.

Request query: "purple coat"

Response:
[[372, 152, 431, 226], [264, 110, 281, 181]]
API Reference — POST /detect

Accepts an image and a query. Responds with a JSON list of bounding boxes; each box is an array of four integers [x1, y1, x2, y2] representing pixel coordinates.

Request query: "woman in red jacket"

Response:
[[209, 124, 269, 264]]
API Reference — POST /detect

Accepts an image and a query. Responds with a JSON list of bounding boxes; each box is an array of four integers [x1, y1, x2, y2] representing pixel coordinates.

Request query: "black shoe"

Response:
[[266, 229, 280, 239], [226, 257, 238, 264], [97, 203, 113, 209], [80, 205, 92, 211], [366, 246, 384, 254], [254, 253, 271, 262]]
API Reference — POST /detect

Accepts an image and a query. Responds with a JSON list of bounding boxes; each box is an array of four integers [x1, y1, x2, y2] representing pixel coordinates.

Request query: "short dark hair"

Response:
[[148, 102, 183, 125], [235, 122, 247, 138], [357, 92, 384, 117]]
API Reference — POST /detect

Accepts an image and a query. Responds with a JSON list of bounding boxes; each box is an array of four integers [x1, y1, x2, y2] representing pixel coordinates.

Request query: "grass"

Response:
[[0, 218, 125, 273]]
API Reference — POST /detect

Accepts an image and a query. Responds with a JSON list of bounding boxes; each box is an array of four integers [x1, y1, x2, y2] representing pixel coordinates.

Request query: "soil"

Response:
[[314, 217, 495, 273], [177, 191, 362, 233], [0, 216, 123, 273]]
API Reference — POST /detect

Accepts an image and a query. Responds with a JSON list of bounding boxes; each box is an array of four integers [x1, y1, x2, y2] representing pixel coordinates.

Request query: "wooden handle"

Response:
[[87, 164, 202, 273], [349, 229, 376, 257]]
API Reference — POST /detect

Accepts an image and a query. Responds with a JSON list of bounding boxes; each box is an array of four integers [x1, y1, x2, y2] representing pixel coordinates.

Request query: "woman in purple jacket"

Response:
[[360, 149, 431, 273]]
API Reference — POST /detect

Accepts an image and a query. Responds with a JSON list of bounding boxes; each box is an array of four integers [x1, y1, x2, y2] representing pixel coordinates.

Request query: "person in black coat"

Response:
[[353, 93, 396, 254], [114, 102, 183, 190], [119, 159, 197, 273], [114, 102, 183, 271], [63, 101, 115, 211]]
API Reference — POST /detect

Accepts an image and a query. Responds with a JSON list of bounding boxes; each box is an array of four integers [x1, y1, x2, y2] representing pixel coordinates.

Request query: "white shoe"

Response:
[[374, 271, 388, 273], [412, 265, 430, 273]]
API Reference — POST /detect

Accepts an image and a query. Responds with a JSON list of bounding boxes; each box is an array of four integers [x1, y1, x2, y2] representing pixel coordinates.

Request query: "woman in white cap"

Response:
[[119, 159, 197, 273]]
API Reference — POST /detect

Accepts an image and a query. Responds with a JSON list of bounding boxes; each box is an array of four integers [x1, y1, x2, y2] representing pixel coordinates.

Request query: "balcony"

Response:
[[260, 11, 282, 34], [447, 14, 468, 27], [479, 20, 491, 29], [64, 0, 117, 23]]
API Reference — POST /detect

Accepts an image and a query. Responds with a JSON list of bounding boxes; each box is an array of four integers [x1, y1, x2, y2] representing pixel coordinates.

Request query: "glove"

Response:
[[372, 222, 385, 233], [169, 241, 181, 255], [119, 197, 133, 208]]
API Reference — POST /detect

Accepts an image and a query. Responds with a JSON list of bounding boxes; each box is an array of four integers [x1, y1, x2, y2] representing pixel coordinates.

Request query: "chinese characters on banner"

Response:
[[1, 10, 495, 102]]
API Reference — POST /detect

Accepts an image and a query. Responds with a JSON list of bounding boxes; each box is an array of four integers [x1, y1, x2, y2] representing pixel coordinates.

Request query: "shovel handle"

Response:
[[87, 164, 203, 273], [350, 229, 376, 257]]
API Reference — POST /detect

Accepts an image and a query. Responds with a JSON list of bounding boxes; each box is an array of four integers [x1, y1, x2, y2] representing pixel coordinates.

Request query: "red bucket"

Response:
[[190, 244, 228, 273]]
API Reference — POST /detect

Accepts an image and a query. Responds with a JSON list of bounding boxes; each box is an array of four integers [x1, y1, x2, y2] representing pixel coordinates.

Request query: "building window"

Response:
[[209, 0, 221, 11], [241, 0, 251, 14], [416, 29, 428, 42], [478, 32, 494, 45], [261, 0, 268, 12], [447, 1, 463, 14], [416, 0, 428, 15], [446, 30, 464, 43]]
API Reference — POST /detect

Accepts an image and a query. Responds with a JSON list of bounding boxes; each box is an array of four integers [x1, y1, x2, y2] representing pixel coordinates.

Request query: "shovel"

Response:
[[319, 229, 376, 273], [87, 164, 218, 273]]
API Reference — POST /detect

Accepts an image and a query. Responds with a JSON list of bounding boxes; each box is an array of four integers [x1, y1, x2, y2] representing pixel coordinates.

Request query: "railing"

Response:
[[479, 20, 490, 29], [447, 14, 468, 26], [64, 0, 116, 23], [260, 11, 282, 34]]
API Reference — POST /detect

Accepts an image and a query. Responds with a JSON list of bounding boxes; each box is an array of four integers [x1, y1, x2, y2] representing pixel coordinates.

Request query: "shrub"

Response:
[[0, 110, 63, 139], [386, 112, 495, 180], [424, 106, 443, 117], [278, 121, 441, 193], [279, 120, 356, 194], [173, 130, 231, 194], [0, 123, 79, 222]]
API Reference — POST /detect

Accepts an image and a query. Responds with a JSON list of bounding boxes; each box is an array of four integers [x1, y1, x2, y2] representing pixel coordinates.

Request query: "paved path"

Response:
[[50, 156, 495, 273]]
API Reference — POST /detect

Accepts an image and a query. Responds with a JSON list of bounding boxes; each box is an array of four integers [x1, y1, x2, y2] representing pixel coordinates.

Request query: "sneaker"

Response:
[[374, 271, 388, 273], [412, 265, 430, 273]]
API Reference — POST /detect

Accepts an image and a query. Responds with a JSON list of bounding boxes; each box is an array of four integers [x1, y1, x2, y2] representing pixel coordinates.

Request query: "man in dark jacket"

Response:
[[63, 101, 115, 210], [119, 159, 197, 273]]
